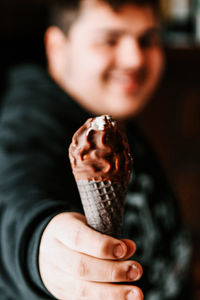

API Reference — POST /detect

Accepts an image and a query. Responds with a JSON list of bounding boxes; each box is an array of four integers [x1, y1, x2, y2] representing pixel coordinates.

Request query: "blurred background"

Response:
[[0, 0, 199, 298]]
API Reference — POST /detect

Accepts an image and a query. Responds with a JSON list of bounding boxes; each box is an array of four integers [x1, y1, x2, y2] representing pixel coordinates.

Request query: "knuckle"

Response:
[[97, 236, 111, 257], [73, 223, 82, 248], [76, 257, 88, 278], [109, 262, 119, 282], [106, 285, 125, 300], [76, 281, 88, 298]]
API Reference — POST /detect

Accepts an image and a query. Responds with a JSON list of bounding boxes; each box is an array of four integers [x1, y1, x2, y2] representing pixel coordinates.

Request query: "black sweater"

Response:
[[0, 65, 191, 299]]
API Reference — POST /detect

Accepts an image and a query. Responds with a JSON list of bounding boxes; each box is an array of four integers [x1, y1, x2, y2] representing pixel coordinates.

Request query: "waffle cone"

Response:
[[76, 180, 127, 238]]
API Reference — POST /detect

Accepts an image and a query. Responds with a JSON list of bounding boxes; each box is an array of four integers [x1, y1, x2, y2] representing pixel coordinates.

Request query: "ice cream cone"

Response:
[[76, 179, 127, 238], [69, 115, 132, 238]]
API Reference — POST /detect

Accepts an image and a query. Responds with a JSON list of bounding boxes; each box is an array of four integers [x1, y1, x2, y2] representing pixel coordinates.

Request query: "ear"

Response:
[[44, 26, 68, 70]]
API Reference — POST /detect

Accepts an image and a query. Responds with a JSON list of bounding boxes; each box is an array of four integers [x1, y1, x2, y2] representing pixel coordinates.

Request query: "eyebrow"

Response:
[[141, 27, 161, 36], [93, 26, 160, 38]]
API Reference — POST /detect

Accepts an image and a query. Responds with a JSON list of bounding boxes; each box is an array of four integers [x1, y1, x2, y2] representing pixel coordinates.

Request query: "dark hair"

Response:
[[48, 0, 159, 34]]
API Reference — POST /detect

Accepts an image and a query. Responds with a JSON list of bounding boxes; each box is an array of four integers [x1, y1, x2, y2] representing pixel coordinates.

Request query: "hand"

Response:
[[39, 212, 143, 300]]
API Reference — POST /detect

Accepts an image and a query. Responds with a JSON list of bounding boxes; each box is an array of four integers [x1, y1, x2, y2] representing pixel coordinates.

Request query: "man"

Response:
[[0, 0, 191, 299]]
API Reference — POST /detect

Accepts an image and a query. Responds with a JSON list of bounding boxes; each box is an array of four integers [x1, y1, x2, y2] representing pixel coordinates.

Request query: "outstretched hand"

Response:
[[39, 212, 143, 300]]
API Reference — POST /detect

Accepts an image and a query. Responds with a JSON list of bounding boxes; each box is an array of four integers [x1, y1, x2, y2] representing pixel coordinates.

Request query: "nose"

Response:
[[116, 37, 144, 70]]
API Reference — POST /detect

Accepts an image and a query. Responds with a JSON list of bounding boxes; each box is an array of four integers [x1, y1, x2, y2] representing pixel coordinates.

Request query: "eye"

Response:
[[96, 34, 119, 47], [104, 37, 118, 46], [139, 32, 161, 49]]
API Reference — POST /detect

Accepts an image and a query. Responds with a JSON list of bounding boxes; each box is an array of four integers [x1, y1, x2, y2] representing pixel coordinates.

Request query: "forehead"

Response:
[[73, 0, 158, 36]]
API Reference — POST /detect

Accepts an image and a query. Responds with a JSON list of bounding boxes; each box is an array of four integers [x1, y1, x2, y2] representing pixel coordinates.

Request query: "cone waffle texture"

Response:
[[76, 180, 127, 238]]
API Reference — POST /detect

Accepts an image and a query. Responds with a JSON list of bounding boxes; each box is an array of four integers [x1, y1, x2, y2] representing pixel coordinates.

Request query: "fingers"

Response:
[[64, 280, 144, 300], [50, 239, 143, 283], [44, 264, 143, 300], [49, 212, 136, 260], [39, 212, 143, 300], [121, 239, 137, 260]]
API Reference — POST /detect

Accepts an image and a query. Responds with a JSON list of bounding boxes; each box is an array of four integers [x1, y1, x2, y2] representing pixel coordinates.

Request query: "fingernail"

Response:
[[127, 265, 139, 281], [126, 290, 138, 300], [113, 244, 124, 258]]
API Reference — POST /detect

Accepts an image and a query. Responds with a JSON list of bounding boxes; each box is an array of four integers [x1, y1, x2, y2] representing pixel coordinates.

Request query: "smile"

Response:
[[110, 73, 143, 93]]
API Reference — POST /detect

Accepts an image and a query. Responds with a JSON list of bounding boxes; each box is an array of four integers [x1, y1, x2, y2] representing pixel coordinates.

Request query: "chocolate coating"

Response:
[[69, 115, 133, 182]]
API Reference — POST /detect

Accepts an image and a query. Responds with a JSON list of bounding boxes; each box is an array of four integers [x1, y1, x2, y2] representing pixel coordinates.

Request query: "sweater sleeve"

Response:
[[0, 85, 81, 299]]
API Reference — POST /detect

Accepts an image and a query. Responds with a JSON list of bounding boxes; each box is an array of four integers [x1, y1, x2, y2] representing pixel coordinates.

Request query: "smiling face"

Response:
[[46, 0, 164, 120]]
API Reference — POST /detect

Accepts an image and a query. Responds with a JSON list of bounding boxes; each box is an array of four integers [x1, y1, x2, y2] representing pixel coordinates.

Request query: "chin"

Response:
[[106, 107, 138, 121], [107, 99, 146, 120]]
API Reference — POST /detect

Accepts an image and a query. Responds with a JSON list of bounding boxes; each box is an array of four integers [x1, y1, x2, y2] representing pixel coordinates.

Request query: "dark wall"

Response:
[[0, 0, 47, 99]]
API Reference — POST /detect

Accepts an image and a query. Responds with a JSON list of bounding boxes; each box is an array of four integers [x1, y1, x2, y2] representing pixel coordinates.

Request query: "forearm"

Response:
[[0, 96, 80, 298]]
